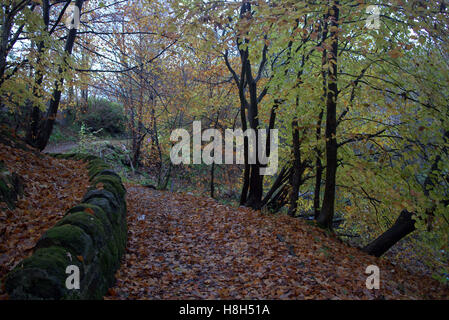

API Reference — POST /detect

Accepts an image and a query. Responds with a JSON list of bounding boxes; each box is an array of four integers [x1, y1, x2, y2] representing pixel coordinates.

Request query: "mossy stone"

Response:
[[89, 169, 121, 181], [5, 246, 81, 300], [88, 165, 111, 178], [82, 189, 122, 216], [36, 225, 95, 263], [72, 154, 99, 162], [87, 159, 108, 170], [83, 197, 116, 225], [0, 164, 24, 210], [66, 203, 123, 261], [99, 249, 116, 285], [56, 211, 107, 248], [91, 175, 126, 198]]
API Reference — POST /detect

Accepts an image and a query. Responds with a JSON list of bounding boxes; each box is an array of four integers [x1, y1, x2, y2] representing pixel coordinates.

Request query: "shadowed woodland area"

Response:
[[1, 0, 449, 299]]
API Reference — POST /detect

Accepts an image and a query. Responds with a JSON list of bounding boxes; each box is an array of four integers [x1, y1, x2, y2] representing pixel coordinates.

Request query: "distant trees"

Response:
[[177, 0, 449, 268], [26, 0, 86, 150]]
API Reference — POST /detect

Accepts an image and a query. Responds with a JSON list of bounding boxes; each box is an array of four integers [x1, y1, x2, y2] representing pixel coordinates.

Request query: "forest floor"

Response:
[[1, 138, 449, 300], [104, 184, 449, 300]]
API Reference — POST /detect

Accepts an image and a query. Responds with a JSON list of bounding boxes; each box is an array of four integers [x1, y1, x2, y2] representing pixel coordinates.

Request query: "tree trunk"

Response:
[[210, 161, 215, 198], [232, 0, 265, 210], [314, 13, 327, 219], [313, 155, 323, 219], [266, 183, 289, 212], [288, 119, 302, 217], [239, 103, 250, 205], [243, 47, 263, 210], [80, 88, 88, 113], [362, 210, 416, 257], [246, 163, 263, 209], [363, 136, 448, 257], [26, 0, 49, 146], [317, 0, 339, 229], [26, 0, 85, 151], [261, 166, 291, 208]]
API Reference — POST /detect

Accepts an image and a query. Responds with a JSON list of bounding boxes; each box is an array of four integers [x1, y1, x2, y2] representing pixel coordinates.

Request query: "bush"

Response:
[[76, 98, 126, 136]]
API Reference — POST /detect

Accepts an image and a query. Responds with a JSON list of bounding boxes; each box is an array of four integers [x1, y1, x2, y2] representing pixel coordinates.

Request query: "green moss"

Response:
[[56, 209, 121, 268], [55, 154, 75, 160], [87, 158, 107, 169], [12, 246, 74, 276], [0, 168, 22, 210], [36, 225, 95, 263], [83, 266, 109, 299], [48, 153, 62, 158], [56, 211, 107, 248], [89, 169, 121, 181], [72, 154, 99, 161], [83, 197, 115, 223], [91, 175, 126, 198], [88, 166, 111, 178], [0, 179, 8, 192], [82, 189, 122, 216], [67, 203, 105, 216], [99, 249, 116, 285], [67, 204, 113, 234], [5, 246, 82, 300], [66, 203, 124, 260], [79, 197, 126, 257]]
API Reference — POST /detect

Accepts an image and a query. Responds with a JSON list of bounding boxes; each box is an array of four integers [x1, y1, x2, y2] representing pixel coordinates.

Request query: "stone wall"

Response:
[[0, 161, 24, 210], [4, 154, 127, 299]]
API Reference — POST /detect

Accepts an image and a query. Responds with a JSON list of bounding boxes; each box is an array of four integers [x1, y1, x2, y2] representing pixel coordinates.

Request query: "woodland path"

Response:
[[104, 184, 448, 300], [43, 139, 130, 154]]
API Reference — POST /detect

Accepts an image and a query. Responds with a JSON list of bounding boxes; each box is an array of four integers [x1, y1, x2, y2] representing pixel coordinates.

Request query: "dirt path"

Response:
[[43, 141, 79, 154], [43, 139, 130, 154], [105, 185, 449, 300]]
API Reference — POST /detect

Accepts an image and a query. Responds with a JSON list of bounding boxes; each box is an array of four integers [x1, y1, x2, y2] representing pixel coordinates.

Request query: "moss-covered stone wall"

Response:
[[4, 154, 127, 299], [0, 160, 24, 210]]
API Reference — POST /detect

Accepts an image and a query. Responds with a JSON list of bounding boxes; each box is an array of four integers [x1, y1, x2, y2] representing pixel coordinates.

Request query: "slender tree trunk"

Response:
[[210, 161, 215, 198], [314, 13, 328, 219], [261, 165, 291, 208], [26, 0, 85, 150], [288, 119, 302, 217], [80, 88, 88, 113], [26, 0, 49, 146], [239, 102, 250, 205], [0, 1, 31, 87], [317, 1, 339, 229], [231, 0, 265, 210], [313, 153, 323, 218], [267, 183, 289, 212], [210, 112, 220, 199], [244, 48, 263, 210]]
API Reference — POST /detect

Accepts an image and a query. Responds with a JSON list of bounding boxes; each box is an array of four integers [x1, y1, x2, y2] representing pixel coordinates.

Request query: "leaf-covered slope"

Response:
[[106, 185, 449, 300], [0, 142, 89, 296], [4, 154, 128, 300]]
